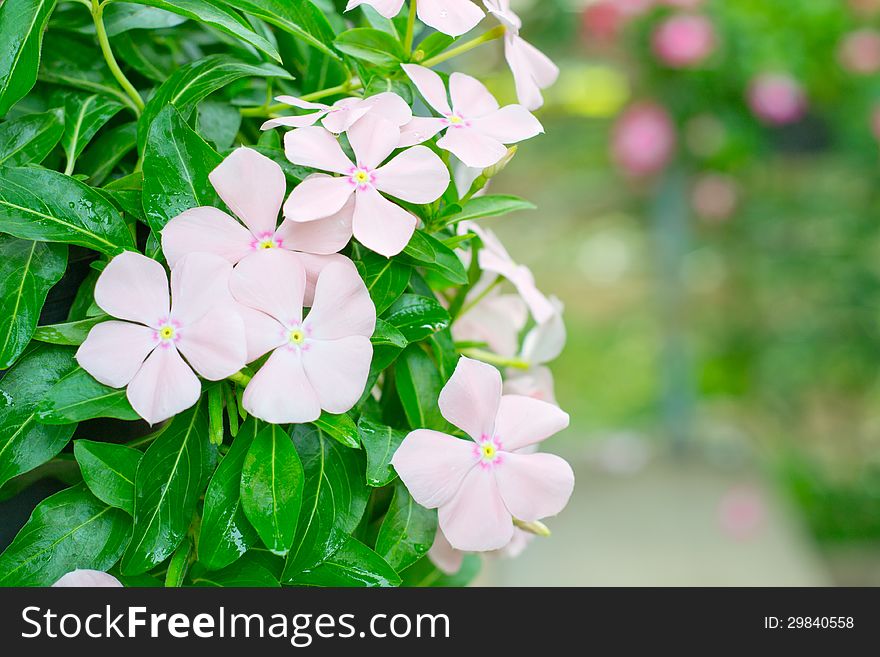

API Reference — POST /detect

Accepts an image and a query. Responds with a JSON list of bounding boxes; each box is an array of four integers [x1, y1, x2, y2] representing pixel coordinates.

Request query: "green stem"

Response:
[[404, 0, 418, 55], [164, 537, 192, 587], [458, 277, 501, 317], [422, 25, 505, 68], [239, 80, 363, 118], [91, 0, 144, 114], [459, 348, 530, 370], [227, 370, 253, 387]]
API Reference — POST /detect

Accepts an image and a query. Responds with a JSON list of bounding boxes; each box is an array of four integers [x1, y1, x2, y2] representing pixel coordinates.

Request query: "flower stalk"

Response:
[[422, 25, 506, 68], [91, 0, 144, 114], [404, 0, 418, 54]]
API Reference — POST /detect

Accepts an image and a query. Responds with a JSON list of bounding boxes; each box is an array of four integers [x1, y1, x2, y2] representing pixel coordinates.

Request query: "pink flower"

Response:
[[453, 290, 527, 358], [503, 365, 557, 404], [651, 14, 716, 68], [718, 485, 766, 542], [230, 249, 375, 424], [427, 526, 533, 574], [161, 147, 353, 306], [345, 0, 484, 37], [261, 92, 412, 132], [392, 357, 573, 551], [838, 29, 880, 75], [283, 116, 450, 257], [77, 252, 247, 425], [52, 570, 123, 587], [399, 64, 543, 168], [483, 0, 559, 110], [747, 73, 806, 126], [691, 173, 738, 222], [611, 102, 676, 177], [458, 220, 555, 322]]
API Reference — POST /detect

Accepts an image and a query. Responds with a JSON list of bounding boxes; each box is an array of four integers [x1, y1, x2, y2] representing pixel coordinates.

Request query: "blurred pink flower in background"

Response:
[[717, 485, 766, 541], [746, 73, 807, 126], [611, 102, 676, 177], [691, 173, 739, 222], [837, 29, 880, 75], [848, 0, 880, 18], [661, 0, 704, 8], [652, 14, 716, 68]]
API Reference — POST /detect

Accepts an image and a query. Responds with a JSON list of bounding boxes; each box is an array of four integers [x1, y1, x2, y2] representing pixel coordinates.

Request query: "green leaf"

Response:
[[312, 411, 360, 449], [122, 402, 210, 575], [138, 54, 290, 154], [415, 32, 455, 60], [400, 553, 481, 587], [77, 123, 138, 186], [395, 345, 448, 431], [0, 344, 77, 489], [73, 440, 142, 515], [441, 194, 536, 225], [357, 415, 406, 488], [101, 3, 188, 35], [240, 423, 304, 557], [0, 166, 136, 255], [370, 318, 408, 373], [383, 293, 451, 342], [294, 535, 401, 587], [33, 316, 105, 346], [399, 230, 468, 285], [0, 0, 58, 116], [118, 0, 281, 62], [0, 236, 67, 368], [376, 479, 437, 571], [37, 366, 140, 423], [217, 0, 339, 59], [281, 424, 370, 583], [190, 553, 280, 587], [0, 485, 131, 586], [0, 108, 64, 167], [113, 31, 174, 82], [196, 100, 241, 151], [141, 105, 223, 233], [334, 28, 405, 69], [356, 249, 412, 315], [61, 93, 124, 169], [199, 418, 260, 570], [39, 34, 137, 109]]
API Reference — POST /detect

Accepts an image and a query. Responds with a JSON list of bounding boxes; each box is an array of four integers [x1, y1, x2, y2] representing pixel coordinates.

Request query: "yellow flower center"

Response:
[[159, 326, 175, 340], [481, 443, 496, 460], [354, 170, 369, 183], [289, 329, 305, 344], [258, 239, 275, 250], [449, 115, 463, 125]]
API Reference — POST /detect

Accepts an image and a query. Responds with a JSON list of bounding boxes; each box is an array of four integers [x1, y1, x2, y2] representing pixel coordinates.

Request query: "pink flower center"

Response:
[[348, 166, 376, 191], [154, 318, 182, 348], [443, 112, 470, 129], [251, 231, 283, 251], [474, 435, 504, 469]]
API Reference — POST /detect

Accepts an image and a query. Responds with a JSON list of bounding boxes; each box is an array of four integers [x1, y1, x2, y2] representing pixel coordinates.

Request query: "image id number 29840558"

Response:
[[764, 617, 854, 630]]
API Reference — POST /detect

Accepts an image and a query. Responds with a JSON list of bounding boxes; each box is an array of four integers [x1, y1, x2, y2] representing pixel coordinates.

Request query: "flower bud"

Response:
[[513, 518, 552, 537]]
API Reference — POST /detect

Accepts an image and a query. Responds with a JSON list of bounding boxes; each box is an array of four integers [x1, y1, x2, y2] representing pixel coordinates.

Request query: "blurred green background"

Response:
[[463, 0, 880, 585]]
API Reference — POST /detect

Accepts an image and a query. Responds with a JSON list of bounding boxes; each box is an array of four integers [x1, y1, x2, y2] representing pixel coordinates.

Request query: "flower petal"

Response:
[[126, 345, 201, 425], [321, 101, 371, 134], [161, 207, 253, 268], [449, 71, 498, 117], [418, 0, 484, 37], [76, 320, 156, 388], [283, 174, 355, 222], [438, 467, 513, 551], [470, 104, 543, 143], [208, 147, 285, 237], [495, 451, 574, 521], [503, 366, 557, 405], [95, 251, 169, 328], [505, 35, 558, 111], [352, 187, 417, 257], [428, 530, 465, 575], [236, 303, 286, 363], [295, 252, 352, 307], [402, 64, 452, 115], [275, 193, 353, 255], [52, 570, 122, 587], [398, 116, 447, 147], [304, 258, 375, 339], [452, 292, 527, 358], [242, 347, 320, 423], [284, 126, 353, 174], [230, 249, 305, 325], [177, 305, 247, 380], [375, 145, 450, 203], [347, 114, 400, 169], [520, 296, 565, 364], [438, 356, 502, 441], [169, 252, 235, 326], [493, 394, 569, 451], [437, 127, 508, 168], [392, 429, 478, 508], [262, 109, 327, 130], [301, 335, 372, 413], [274, 95, 330, 111], [362, 91, 413, 127], [345, 0, 404, 19]]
